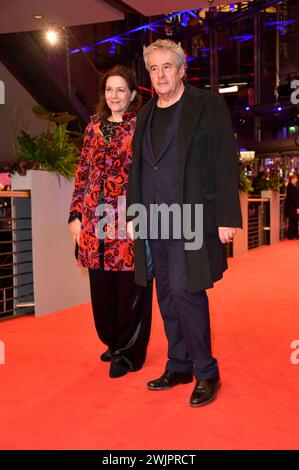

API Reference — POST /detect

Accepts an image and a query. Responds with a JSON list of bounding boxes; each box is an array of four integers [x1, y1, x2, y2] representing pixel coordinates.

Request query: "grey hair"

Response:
[[143, 39, 187, 72]]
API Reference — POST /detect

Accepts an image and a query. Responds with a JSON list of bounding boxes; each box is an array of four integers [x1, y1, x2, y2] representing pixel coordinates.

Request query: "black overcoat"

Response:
[[285, 183, 299, 218], [127, 83, 242, 292]]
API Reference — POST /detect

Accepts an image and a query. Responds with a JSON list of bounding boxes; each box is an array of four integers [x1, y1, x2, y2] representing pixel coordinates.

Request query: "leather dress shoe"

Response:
[[147, 369, 193, 390], [100, 348, 113, 362], [109, 355, 131, 378], [189, 377, 220, 407]]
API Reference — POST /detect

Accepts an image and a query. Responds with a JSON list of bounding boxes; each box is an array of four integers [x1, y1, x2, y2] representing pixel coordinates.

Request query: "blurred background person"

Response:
[[285, 172, 299, 239]]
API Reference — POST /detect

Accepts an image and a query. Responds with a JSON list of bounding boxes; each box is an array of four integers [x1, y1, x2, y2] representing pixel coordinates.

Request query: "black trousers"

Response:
[[88, 269, 152, 370], [149, 238, 219, 380], [287, 216, 298, 239]]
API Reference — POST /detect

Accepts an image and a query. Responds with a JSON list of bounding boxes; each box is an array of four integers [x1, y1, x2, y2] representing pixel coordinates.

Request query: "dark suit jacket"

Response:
[[285, 183, 299, 218], [127, 83, 242, 292], [140, 92, 183, 238]]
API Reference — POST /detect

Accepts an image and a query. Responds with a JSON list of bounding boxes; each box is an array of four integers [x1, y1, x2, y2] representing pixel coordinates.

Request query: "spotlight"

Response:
[[46, 29, 58, 45]]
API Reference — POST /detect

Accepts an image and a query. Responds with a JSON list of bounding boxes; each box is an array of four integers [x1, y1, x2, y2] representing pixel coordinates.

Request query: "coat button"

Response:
[[154, 166, 158, 170]]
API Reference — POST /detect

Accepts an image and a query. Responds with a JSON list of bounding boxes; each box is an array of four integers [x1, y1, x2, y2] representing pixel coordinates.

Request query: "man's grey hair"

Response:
[[143, 39, 187, 72]]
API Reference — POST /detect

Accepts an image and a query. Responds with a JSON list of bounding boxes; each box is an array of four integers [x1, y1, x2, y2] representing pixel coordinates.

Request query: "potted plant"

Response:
[[238, 150, 255, 193], [11, 106, 81, 180], [239, 166, 253, 193]]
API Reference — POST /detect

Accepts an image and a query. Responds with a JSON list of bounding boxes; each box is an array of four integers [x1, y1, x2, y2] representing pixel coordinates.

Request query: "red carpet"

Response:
[[0, 240, 299, 450]]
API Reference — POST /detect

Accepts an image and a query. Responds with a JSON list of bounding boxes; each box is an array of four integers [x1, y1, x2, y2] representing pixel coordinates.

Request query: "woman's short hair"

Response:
[[96, 65, 141, 120], [143, 39, 187, 72]]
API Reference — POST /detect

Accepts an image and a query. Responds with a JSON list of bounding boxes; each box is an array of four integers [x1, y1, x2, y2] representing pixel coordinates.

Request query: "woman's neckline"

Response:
[[106, 118, 122, 124]]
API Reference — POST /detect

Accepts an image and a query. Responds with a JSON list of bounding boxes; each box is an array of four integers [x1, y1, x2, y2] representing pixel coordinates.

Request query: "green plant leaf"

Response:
[[14, 123, 80, 179]]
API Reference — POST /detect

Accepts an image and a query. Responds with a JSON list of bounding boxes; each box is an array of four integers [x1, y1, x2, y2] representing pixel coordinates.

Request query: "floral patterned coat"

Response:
[[69, 112, 136, 270]]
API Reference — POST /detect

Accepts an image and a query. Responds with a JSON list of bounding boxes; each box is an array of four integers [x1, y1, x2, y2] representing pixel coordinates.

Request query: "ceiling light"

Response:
[[228, 82, 248, 86], [219, 86, 238, 94], [46, 30, 59, 46]]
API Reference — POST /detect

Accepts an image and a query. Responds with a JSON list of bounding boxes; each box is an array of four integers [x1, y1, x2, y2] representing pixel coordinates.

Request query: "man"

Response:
[[285, 172, 299, 239], [127, 39, 242, 407]]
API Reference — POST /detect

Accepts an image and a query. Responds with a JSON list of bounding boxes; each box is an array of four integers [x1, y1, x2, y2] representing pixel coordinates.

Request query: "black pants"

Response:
[[149, 239, 219, 380], [88, 269, 152, 370], [287, 216, 298, 239]]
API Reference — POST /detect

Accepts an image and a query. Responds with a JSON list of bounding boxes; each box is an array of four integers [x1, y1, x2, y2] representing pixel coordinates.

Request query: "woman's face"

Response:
[[105, 75, 133, 115]]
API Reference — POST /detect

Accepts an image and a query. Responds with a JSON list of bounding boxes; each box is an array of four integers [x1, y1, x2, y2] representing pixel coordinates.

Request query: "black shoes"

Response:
[[147, 369, 194, 390], [189, 377, 220, 407], [100, 349, 113, 362], [101, 349, 137, 378], [147, 370, 220, 407], [109, 355, 131, 378]]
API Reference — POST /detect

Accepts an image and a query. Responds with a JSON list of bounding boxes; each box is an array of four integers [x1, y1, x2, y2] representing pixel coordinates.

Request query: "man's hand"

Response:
[[69, 218, 81, 245], [218, 227, 236, 244], [297, 208, 299, 215]]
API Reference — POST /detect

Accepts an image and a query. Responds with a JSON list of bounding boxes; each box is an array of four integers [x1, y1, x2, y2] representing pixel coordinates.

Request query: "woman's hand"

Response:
[[127, 221, 134, 240], [69, 218, 81, 245]]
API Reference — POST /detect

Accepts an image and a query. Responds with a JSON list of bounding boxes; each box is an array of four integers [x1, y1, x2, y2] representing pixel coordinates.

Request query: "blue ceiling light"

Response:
[[230, 34, 254, 43], [147, 25, 160, 33], [264, 20, 296, 27], [264, 19, 298, 36], [180, 13, 189, 27], [69, 9, 201, 54], [113, 38, 126, 45], [199, 47, 209, 58], [70, 48, 80, 54], [109, 42, 117, 55], [246, 106, 250, 111]]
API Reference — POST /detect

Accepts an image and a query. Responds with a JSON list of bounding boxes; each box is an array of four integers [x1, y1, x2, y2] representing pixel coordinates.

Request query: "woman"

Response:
[[69, 65, 152, 378], [285, 172, 299, 239]]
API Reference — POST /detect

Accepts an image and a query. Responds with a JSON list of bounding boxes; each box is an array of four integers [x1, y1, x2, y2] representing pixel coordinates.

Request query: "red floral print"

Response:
[[69, 112, 136, 271]]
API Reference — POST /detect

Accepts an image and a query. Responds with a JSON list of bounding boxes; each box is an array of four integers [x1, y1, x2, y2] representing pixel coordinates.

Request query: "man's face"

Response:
[[147, 49, 185, 98]]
